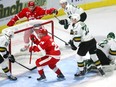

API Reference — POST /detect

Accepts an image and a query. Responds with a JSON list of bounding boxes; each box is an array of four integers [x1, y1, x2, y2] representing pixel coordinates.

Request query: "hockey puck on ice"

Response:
[[28, 76, 31, 78]]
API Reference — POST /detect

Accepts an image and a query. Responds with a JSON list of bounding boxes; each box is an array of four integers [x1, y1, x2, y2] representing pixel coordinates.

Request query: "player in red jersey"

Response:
[[29, 28, 65, 81], [7, 1, 58, 51]]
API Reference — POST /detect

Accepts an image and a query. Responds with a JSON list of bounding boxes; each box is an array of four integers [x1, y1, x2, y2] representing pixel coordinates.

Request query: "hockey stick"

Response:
[[33, 23, 68, 45], [29, 41, 33, 64], [54, 15, 60, 21], [48, 31, 68, 45], [15, 61, 37, 71]]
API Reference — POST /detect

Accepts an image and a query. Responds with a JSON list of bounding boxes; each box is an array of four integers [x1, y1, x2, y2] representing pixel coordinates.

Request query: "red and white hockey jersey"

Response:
[[7, 6, 56, 26], [31, 35, 61, 57]]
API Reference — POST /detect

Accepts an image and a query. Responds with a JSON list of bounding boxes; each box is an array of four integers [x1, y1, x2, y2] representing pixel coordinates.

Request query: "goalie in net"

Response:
[[85, 32, 116, 73], [29, 28, 65, 81]]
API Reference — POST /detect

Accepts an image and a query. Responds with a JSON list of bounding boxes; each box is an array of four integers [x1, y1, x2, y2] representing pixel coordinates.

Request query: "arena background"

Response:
[[0, 0, 116, 32]]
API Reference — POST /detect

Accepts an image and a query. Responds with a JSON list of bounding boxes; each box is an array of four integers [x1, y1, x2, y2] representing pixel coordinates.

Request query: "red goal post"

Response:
[[2, 20, 54, 73]]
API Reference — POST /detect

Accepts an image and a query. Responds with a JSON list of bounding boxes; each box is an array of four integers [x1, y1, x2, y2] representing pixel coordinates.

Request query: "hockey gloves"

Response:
[[3, 51, 15, 63], [68, 40, 77, 50], [51, 9, 58, 15], [30, 34, 40, 45], [8, 55, 15, 63], [49, 8, 58, 15], [29, 46, 39, 52], [59, 19, 69, 29], [59, 19, 67, 25]]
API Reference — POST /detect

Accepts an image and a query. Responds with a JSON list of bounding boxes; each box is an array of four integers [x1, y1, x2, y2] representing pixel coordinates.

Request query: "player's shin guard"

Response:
[[49, 65, 65, 80], [90, 54, 105, 76], [75, 61, 86, 77], [94, 60, 105, 76]]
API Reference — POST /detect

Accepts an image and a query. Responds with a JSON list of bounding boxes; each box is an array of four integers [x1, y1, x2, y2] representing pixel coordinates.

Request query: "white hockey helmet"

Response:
[[59, 0, 67, 4], [71, 14, 80, 21], [2, 29, 14, 38]]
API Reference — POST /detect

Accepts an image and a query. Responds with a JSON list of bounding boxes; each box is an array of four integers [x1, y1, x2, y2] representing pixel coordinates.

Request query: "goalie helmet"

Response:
[[71, 14, 80, 21], [28, 1, 35, 7], [107, 32, 115, 39], [59, 0, 67, 4], [2, 30, 14, 38]]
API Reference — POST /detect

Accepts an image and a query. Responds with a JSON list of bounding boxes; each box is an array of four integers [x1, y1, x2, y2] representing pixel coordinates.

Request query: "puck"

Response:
[[28, 76, 31, 78]]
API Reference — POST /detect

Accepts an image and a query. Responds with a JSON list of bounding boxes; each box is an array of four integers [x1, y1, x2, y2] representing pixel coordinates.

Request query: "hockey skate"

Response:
[[74, 67, 86, 78], [37, 74, 46, 81], [20, 44, 30, 52], [57, 73, 65, 81], [8, 75, 17, 81], [74, 70, 85, 77], [98, 67, 105, 76]]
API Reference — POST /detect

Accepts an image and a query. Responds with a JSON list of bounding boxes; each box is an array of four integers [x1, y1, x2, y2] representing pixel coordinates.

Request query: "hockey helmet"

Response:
[[107, 32, 115, 39], [59, 0, 67, 4], [71, 14, 80, 21], [28, 1, 35, 7], [2, 29, 14, 38], [38, 28, 48, 35]]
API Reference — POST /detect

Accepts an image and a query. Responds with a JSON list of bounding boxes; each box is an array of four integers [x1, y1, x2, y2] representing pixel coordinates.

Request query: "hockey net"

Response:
[[2, 20, 54, 74]]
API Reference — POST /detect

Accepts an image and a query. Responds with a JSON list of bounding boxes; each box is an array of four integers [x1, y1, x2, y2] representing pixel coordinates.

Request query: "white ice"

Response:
[[0, 5, 116, 87]]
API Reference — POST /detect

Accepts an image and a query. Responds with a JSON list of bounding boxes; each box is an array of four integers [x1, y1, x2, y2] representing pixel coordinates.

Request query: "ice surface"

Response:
[[0, 5, 116, 87]]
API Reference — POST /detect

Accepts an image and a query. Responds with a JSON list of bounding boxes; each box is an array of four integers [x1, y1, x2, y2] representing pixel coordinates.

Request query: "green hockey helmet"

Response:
[[107, 32, 115, 39]]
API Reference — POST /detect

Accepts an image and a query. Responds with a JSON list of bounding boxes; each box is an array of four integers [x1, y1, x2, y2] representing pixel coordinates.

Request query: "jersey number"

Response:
[[99, 40, 108, 48], [82, 25, 89, 35], [52, 42, 59, 51]]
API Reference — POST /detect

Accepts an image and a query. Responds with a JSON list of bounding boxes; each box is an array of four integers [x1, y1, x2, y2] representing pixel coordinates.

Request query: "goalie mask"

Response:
[[107, 32, 115, 39], [2, 30, 14, 38]]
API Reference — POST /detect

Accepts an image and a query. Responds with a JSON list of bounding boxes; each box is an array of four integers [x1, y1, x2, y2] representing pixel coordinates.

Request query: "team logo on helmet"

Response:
[[28, 1, 35, 7]]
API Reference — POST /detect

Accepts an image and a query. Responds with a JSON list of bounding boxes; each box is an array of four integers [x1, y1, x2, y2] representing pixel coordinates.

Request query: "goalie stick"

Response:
[[15, 61, 37, 71]]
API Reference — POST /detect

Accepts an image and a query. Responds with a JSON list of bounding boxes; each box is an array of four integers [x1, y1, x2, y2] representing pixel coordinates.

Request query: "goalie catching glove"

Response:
[[3, 51, 15, 63]]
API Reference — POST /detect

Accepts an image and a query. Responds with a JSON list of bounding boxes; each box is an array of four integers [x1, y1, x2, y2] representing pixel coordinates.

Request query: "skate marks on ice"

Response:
[[0, 57, 104, 87]]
